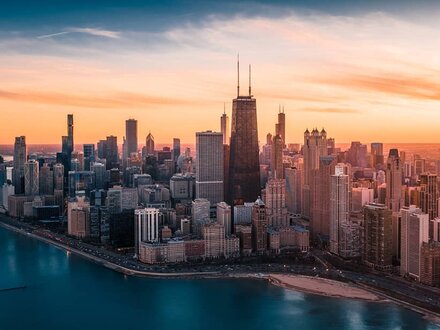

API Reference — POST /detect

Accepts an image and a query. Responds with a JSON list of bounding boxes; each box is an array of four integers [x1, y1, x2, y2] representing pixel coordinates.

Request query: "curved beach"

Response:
[[268, 274, 383, 301]]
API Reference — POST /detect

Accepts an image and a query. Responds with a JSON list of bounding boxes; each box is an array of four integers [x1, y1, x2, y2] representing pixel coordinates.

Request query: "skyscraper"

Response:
[[271, 134, 284, 179], [145, 132, 155, 156], [277, 107, 286, 148], [419, 173, 438, 221], [264, 178, 288, 228], [134, 208, 160, 256], [105, 136, 118, 170], [363, 203, 393, 270], [24, 160, 39, 196], [13, 136, 27, 194], [125, 119, 138, 157], [329, 165, 350, 255], [400, 206, 429, 279], [310, 155, 336, 237], [61, 114, 74, 172], [252, 197, 267, 253], [173, 138, 181, 162], [220, 108, 229, 145], [192, 198, 211, 236], [216, 202, 231, 236], [385, 149, 403, 213], [196, 131, 224, 205], [371, 142, 384, 169], [83, 144, 95, 171], [302, 128, 328, 219], [39, 163, 54, 195], [228, 61, 260, 204], [285, 166, 302, 215], [53, 163, 64, 191]]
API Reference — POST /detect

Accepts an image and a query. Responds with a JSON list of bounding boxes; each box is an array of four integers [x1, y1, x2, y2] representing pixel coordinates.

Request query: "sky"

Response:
[[1, 0, 440, 145]]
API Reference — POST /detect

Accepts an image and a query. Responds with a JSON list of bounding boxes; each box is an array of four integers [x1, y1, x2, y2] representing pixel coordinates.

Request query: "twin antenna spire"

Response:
[[237, 54, 252, 97]]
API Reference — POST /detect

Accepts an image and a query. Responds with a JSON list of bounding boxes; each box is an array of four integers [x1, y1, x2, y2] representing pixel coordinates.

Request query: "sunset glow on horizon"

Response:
[[2, 1, 440, 145]]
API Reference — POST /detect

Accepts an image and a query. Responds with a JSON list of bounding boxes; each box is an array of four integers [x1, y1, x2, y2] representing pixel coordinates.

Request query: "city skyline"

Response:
[[2, 1, 440, 144]]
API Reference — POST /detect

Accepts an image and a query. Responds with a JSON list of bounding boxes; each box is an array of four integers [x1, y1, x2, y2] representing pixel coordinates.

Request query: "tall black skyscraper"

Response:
[[125, 119, 138, 156], [61, 114, 74, 173], [228, 60, 260, 203]]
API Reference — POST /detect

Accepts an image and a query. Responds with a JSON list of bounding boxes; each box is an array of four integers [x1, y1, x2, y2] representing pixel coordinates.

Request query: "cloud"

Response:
[[315, 73, 440, 102], [300, 107, 359, 114], [0, 89, 201, 108], [37, 27, 120, 39]]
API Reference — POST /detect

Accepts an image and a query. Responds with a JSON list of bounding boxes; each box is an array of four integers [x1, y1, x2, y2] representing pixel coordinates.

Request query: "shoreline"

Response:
[[1, 220, 440, 325], [267, 274, 384, 302]]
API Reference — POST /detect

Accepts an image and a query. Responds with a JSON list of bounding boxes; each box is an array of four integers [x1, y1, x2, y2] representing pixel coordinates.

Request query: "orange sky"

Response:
[[1, 12, 440, 145]]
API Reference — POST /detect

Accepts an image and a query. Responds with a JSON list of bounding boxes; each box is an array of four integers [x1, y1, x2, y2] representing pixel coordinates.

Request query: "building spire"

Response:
[[248, 64, 252, 96], [237, 53, 240, 97]]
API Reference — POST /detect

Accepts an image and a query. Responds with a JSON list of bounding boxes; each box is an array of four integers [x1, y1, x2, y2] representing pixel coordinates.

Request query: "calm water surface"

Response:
[[0, 226, 439, 330]]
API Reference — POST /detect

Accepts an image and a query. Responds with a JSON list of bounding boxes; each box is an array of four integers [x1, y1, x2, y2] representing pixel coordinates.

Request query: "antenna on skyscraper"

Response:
[[249, 64, 252, 96], [223, 102, 226, 114], [237, 53, 240, 97]]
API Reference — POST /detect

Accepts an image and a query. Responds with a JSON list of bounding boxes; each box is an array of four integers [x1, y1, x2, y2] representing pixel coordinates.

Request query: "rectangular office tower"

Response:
[[196, 131, 224, 205], [228, 85, 260, 203], [125, 119, 138, 156]]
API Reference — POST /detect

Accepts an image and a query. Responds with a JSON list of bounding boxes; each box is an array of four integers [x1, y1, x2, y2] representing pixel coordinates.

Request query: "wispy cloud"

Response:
[[37, 27, 120, 39], [314, 73, 440, 102], [0, 89, 202, 108], [300, 107, 360, 114]]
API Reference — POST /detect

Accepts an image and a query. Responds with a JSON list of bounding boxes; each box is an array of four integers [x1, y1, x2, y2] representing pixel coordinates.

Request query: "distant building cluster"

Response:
[[1, 67, 440, 286]]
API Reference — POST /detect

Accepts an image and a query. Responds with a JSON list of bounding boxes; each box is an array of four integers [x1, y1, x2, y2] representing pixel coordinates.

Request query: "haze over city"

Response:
[[2, 2, 440, 330], [2, 0, 440, 144]]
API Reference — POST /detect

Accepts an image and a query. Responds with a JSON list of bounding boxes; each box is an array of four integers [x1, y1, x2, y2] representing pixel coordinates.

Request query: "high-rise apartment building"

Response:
[[310, 155, 336, 237], [68, 196, 90, 238], [252, 197, 267, 253], [363, 203, 393, 270], [195, 131, 224, 205], [216, 202, 231, 236], [264, 179, 288, 228], [13, 136, 27, 194], [329, 165, 350, 255], [192, 198, 210, 236], [285, 166, 302, 215], [400, 206, 429, 279], [386, 149, 403, 213], [419, 173, 438, 224], [302, 128, 328, 219], [203, 222, 226, 258]]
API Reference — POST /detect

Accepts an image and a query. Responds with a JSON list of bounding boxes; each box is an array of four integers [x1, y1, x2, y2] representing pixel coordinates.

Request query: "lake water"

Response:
[[0, 225, 438, 330]]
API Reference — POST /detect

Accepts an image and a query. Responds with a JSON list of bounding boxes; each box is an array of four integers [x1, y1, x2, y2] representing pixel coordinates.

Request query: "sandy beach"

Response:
[[269, 274, 383, 301]]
